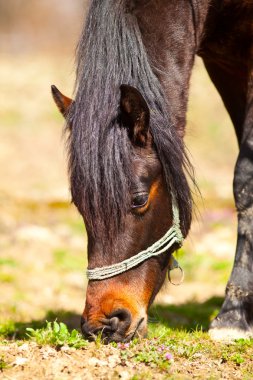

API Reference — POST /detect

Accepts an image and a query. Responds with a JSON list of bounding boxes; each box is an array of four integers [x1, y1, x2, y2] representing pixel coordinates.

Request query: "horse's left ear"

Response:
[[120, 84, 150, 146], [51, 85, 73, 118]]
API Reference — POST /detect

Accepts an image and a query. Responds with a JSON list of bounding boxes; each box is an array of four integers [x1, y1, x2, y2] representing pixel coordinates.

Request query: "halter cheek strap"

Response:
[[86, 194, 184, 281]]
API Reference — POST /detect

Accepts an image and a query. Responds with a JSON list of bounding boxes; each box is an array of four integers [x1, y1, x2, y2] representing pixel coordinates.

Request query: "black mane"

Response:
[[67, 0, 194, 240]]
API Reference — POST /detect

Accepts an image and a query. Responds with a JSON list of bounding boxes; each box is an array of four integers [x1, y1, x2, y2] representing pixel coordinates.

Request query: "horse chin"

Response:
[[124, 315, 148, 342]]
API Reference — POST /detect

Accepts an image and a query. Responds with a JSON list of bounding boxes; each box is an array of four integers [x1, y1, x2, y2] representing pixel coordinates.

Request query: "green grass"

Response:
[[117, 340, 173, 371], [0, 258, 17, 267], [112, 327, 253, 374], [0, 319, 87, 349], [0, 310, 81, 340], [146, 331, 250, 370], [0, 319, 88, 349], [0, 357, 10, 371], [26, 321, 88, 349], [0, 321, 16, 338]]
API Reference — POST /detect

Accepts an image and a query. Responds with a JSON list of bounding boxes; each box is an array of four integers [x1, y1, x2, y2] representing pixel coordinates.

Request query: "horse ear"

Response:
[[51, 85, 73, 118], [120, 84, 150, 146]]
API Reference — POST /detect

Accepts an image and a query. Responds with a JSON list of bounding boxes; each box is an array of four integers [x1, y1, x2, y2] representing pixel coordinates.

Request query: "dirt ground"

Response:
[[2, 339, 250, 380], [1, 54, 249, 379]]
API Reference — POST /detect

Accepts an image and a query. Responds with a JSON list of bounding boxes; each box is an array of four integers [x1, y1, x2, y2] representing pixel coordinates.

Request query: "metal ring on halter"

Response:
[[168, 255, 184, 286], [168, 265, 184, 286]]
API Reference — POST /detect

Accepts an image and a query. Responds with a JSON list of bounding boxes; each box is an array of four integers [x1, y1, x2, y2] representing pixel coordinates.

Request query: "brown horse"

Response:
[[52, 0, 253, 342]]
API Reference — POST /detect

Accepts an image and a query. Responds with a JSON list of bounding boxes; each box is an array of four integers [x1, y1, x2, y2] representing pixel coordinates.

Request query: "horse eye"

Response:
[[131, 192, 149, 209]]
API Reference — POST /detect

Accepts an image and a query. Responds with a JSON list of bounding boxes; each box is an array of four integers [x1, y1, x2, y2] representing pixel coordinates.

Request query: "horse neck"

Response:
[[134, 0, 210, 136]]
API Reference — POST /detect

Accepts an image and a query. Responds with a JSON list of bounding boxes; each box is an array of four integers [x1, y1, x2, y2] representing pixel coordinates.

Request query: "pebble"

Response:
[[88, 357, 108, 367], [13, 357, 28, 366], [17, 343, 29, 352]]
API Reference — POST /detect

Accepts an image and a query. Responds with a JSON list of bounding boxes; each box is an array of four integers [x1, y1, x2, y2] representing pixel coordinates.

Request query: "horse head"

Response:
[[52, 84, 186, 342]]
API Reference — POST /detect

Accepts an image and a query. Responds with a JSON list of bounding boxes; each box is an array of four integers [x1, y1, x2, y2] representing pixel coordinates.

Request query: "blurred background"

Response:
[[0, 1, 238, 325]]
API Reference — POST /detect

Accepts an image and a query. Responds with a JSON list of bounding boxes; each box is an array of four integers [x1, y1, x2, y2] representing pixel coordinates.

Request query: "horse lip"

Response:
[[82, 320, 113, 341], [124, 317, 145, 342]]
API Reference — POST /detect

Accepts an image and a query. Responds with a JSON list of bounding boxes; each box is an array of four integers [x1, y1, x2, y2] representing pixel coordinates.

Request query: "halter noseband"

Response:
[[86, 194, 184, 280]]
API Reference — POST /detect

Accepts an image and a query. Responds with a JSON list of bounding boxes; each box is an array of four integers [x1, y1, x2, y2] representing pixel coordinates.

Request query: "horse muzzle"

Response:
[[81, 308, 147, 343]]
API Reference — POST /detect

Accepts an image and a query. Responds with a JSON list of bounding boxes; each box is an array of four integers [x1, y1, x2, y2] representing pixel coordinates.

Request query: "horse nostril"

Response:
[[109, 308, 132, 333]]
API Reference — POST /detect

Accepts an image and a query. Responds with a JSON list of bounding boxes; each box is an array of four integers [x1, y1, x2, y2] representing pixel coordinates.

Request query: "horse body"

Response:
[[52, 0, 253, 342]]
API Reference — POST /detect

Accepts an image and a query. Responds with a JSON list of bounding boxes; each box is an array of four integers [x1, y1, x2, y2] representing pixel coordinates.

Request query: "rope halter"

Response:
[[86, 194, 184, 281]]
